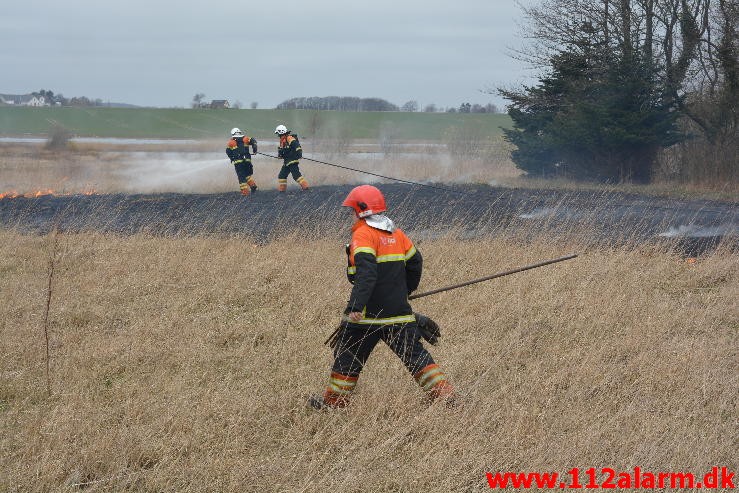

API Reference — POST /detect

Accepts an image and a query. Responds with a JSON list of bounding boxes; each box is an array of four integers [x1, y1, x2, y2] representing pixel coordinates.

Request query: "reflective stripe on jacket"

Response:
[[345, 219, 422, 324], [226, 136, 257, 164], [278, 134, 302, 165]]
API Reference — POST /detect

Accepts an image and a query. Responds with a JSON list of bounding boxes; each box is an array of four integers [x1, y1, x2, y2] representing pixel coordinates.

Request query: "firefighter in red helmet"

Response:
[[309, 185, 455, 410]]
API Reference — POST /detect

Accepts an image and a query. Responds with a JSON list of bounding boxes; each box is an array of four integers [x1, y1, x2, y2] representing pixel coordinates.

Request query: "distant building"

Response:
[[0, 94, 48, 106], [209, 100, 230, 109]]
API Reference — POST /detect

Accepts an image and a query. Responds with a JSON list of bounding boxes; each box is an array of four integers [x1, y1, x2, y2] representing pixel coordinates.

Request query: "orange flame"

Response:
[[32, 189, 55, 198], [0, 188, 98, 199]]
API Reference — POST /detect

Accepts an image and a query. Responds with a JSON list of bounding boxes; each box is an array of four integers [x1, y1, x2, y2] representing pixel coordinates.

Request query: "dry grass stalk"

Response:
[[41, 227, 61, 397]]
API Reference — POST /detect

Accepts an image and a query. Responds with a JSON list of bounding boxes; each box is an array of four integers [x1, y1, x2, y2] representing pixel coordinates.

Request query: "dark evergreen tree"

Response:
[[502, 38, 683, 183]]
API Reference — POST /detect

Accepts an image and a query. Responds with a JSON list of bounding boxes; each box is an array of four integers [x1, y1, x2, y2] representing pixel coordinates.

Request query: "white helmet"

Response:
[[274, 124, 288, 135], [231, 127, 244, 138]]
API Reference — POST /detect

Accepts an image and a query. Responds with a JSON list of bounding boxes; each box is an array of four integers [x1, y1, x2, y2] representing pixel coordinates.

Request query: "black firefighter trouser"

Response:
[[233, 160, 256, 192], [322, 322, 452, 407], [277, 163, 308, 190]]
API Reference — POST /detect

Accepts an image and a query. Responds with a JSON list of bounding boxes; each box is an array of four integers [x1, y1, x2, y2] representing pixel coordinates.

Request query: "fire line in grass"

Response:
[[0, 189, 97, 199]]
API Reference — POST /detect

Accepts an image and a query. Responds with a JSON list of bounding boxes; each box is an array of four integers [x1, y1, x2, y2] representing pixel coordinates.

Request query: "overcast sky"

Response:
[[2, 1, 537, 109]]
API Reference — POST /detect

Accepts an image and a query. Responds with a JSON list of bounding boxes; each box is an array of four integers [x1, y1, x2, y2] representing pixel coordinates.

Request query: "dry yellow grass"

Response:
[[0, 229, 736, 492]]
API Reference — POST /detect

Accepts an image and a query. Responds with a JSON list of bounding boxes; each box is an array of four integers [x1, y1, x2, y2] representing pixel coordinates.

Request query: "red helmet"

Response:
[[342, 185, 387, 218]]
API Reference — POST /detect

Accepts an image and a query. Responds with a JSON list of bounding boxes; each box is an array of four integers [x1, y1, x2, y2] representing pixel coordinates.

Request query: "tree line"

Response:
[[31, 89, 110, 107], [277, 97, 399, 111], [276, 97, 500, 113], [500, 0, 737, 185]]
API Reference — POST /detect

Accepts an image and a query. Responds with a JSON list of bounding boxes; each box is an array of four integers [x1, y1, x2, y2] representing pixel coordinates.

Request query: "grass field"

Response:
[[0, 227, 736, 492], [0, 121, 736, 490], [0, 106, 512, 141]]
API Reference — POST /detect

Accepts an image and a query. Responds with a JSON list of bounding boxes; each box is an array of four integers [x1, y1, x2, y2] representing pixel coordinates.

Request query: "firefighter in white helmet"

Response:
[[275, 124, 309, 192], [226, 127, 258, 196]]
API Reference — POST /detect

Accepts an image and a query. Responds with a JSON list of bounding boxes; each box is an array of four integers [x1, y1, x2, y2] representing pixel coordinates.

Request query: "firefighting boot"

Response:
[[307, 394, 327, 410], [297, 176, 310, 190], [247, 177, 258, 192], [239, 184, 250, 196], [308, 372, 357, 410], [415, 364, 456, 407], [431, 383, 458, 409], [278, 179, 287, 192], [307, 392, 350, 411]]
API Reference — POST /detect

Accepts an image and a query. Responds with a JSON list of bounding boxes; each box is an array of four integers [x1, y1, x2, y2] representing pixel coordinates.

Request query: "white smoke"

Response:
[[519, 208, 558, 219], [658, 224, 736, 238]]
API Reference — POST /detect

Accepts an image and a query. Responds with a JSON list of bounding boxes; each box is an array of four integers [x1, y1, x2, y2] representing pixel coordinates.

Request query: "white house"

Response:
[[25, 95, 47, 106], [0, 94, 48, 106]]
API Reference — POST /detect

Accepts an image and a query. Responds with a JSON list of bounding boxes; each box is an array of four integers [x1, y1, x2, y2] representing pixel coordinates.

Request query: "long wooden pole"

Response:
[[408, 254, 578, 300]]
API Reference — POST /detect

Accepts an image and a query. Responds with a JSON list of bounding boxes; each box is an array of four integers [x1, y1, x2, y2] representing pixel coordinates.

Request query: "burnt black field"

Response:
[[0, 184, 736, 256]]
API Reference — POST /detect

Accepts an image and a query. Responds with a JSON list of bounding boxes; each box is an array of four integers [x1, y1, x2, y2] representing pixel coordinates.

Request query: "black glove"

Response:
[[325, 321, 348, 349], [277, 148, 284, 158], [415, 313, 441, 345]]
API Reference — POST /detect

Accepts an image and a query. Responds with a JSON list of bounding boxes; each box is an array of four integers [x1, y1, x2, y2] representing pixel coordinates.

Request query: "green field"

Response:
[[0, 106, 512, 141]]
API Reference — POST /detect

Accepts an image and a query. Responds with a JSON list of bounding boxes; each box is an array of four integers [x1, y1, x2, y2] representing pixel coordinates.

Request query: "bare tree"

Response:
[[401, 100, 419, 112], [45, 124, 72, 149], [424, 103, 438, 112], [307, 111, 323, 137], [512, 0, 733, 139], [484, 103, 500, 113], [191, 93, 206, 109]]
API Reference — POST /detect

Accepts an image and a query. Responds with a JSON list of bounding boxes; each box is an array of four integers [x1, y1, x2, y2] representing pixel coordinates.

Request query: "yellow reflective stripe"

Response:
[[328, 383, 353, 394], [286, 160, 299, 165], [353, 247, 376, 256], [329, 382, 355, 391], [347, 266, 356, 275], [233, 159, 244, 164], [404, 245, 417, 260], [278, 179, 288, 183], [329, 378, 356, 389], [328, 375, 356, 393], [355, 314, 416, 325], [417, 367, 443, 386], [376, 253, 405, 263], [421, 373, 447, 390]]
